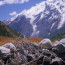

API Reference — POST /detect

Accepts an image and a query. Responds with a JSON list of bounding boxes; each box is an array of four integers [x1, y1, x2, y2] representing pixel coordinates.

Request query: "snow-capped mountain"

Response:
[[4, 0, 65, 38]]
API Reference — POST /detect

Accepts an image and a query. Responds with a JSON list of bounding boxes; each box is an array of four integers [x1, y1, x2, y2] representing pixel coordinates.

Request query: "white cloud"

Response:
[[0, 0, 29, 5], [20, 0, 29, 3], [9, 11, 17, 16], [0, 1, 4, 5], [47, 0, 53, 2]]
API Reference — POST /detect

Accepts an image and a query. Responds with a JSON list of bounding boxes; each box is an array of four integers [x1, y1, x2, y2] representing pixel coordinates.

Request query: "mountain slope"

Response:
[[4, 0, 65, 38], [0, 22, 23, 38], [51, 33, 65, 41]]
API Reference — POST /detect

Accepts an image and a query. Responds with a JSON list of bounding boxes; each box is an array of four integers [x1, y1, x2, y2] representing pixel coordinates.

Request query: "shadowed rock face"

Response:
[[9, 15, 33, 38]]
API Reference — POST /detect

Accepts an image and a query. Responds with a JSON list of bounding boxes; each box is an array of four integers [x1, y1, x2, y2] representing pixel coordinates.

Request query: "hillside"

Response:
[[51, 33, 65, 41], [0, 22, 23, 38]]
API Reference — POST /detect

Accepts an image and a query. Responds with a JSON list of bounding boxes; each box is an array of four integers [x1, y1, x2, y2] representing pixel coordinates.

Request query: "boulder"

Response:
[[27, 54, 35, 62], [0, 46, 11, 65], [52, 48, 59, 55], [0, 59, 4, 65], [39, 39, 52, 49], [59, 38, 65, 47], [53, 38, 65, 54], [0, 46, 10, 54], [3, 43, 16, 51], [51, 57, 62, 64], [55, 44, 65, 53], [59, 38, 65, 44], [52, 39, 65, 60]]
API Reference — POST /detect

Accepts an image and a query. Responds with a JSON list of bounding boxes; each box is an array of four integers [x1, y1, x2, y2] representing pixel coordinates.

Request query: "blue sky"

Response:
[[0, 0, 46, 21]]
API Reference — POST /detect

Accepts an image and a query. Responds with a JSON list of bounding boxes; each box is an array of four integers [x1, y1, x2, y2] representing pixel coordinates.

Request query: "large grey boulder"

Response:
[[39, 39, 52, 49], [59, 38, 65, 44], [52, 38, 65, 60], [27, 54, 36, 62], [55, 44, 65, 53], [0, 46, 10, 54], [53, 38, 65, 54], [3, 43, 16, 51]]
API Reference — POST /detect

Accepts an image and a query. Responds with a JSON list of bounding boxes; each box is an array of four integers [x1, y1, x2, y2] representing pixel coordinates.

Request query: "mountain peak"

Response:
[[4, 0, 65, 38]]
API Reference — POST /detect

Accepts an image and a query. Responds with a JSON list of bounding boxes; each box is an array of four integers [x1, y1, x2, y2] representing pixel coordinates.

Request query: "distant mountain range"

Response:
[[4, 0, 65, 38], [0, 22, 23, 38]]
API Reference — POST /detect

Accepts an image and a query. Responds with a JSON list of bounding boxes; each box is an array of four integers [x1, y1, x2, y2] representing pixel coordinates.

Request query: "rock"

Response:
[[54, 38, 65, 52], [51, 56, 65, 65], [0, 46, 10, 54], [35, 48, 64, 65], [55, 44, 65, 53], [52, 48, 59, 55], [39, 39, 52, 49], [27, 54, 35, 62], [53, 42, 59, 47], [59, 38, 65, 44], [53, 42, 65, 60], [53, 39, 65, 60], [58, 53, 65, 61], [3, 43, 16, 51], [0, 59, 4, 65], [53, 40, 65, 60], [42, 49, 64, 65], [3, 43, 19, 57], [0, 46, 11, 65], [18, 53, 27, 64], [51, 57, 62, 64], [10, 59, 21, 65], [51, 61, 60, 65], [53, 38, 65, 47], [36, 56, 44, 65]]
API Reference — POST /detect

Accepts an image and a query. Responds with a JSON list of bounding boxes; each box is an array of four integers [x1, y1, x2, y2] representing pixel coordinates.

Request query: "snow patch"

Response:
[[50, 22, 56, 30], [31, 30, 40, 37], [33, 25, 37, 31], [57, 14, 65, 29], [47, 0, 65, 29], [45, 10, 50, 14], [40, 14, 44, 19]]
